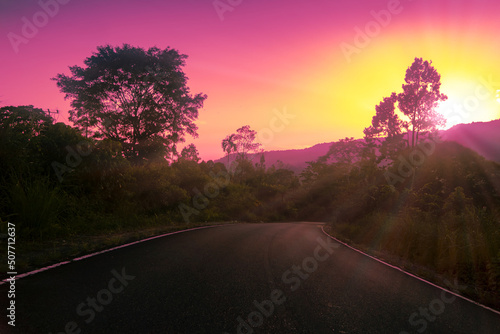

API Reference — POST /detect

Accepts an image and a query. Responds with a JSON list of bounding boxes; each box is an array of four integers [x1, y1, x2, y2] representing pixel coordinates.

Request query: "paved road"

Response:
[[1, 223, 499, 333]]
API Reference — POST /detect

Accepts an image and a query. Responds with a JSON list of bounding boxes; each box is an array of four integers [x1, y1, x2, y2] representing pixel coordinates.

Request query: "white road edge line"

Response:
[[0, 224, 224, 286], [321, 225, 500, 316]]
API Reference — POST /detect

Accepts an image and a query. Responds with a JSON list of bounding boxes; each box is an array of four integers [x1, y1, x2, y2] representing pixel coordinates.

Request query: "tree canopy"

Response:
[[222, 125, 262, 161], [398, 57, 447, 147], [222, 133, 237, 163], [179, 143, 201, 162], [364, 93, 404, 140], [53, 44, 207, 162], [364, 57, 447, 151]]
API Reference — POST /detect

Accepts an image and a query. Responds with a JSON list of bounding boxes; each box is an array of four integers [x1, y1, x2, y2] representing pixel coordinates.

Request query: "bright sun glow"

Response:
[[436, 81, 500, 130], [435, 96, 467, 129]]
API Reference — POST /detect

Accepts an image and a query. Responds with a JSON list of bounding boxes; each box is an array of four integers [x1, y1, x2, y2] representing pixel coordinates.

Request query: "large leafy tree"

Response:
[[53, 44, 207, 162]]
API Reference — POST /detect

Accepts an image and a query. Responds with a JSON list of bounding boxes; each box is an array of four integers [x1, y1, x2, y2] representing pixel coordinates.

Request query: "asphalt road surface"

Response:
[[1, 223, 499, 333]]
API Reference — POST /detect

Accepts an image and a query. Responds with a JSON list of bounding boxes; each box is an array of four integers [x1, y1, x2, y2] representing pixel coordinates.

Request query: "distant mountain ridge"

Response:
[[440, 119, 500, 163], [214, 119, 500, 172], [214, 142, 333, 172]]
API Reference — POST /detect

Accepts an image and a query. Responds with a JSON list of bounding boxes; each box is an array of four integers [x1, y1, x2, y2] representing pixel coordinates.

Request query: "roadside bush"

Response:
[[4, 174, 68, 240]]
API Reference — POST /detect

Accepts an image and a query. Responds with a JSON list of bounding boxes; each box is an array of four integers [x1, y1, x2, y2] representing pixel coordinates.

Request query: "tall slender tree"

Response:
[[222, 134, 237, 163], [364, 58, 447, 159], [398, 57, 447, 147]]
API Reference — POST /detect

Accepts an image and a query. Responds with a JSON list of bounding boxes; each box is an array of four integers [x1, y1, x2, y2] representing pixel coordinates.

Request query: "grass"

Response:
[[326, 208, 500, 311]]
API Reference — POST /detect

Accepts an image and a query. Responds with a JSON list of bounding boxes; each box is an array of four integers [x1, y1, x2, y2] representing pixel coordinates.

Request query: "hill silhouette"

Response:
[[215, 142, 333, 172], [441, 119, 500, 163], [214, 119, 500, 171]]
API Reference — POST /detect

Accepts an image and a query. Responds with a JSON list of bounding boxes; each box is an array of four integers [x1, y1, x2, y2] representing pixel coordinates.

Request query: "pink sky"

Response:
[[1, 0, 500, 160]]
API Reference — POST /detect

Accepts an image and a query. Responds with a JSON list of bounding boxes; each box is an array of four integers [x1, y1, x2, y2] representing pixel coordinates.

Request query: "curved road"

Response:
[[1, 223, 499, 333]]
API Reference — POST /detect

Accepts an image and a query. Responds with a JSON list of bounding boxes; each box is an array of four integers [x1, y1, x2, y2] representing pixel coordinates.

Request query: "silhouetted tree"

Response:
[[179, 143, 200, 162], [320, 137, 364, 185], [53, 44, 207, 162], [233, 125, 261, 159], [364, 58, 447, 162], [0, 105, 55, 175], [398, 57, 447, 147], [222, 134, 237, 163], [364, 93, 405, 142], [0, 105, 53, 138], [257, 153, 266, 170], [321, 137, 364, 165], [222, 125, 261, 162], [364, 93, 407, 160]]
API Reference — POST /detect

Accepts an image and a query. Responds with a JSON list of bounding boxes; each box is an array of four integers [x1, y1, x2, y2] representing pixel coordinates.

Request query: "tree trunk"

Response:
[[411, 110, 416, 148]]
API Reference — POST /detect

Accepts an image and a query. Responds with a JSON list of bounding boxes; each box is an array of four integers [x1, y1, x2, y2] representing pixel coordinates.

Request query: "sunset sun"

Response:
[[436, 77, 500, 129], [435, 96, 467, 129]]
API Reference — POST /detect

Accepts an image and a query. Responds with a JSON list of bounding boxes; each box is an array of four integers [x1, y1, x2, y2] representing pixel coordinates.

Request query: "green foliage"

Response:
[[126, 162, 188, 214], [443, 186, 473, 215], [364, 184, 399, 212], [1, 98, 499, 309], [3, 174, 68, 240], [325, 140, 500, 307], [0, 105, 55, 176]]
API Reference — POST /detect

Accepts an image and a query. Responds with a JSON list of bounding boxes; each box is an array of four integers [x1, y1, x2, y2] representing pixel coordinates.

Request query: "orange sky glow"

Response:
[[1, 0, 499, 160]]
